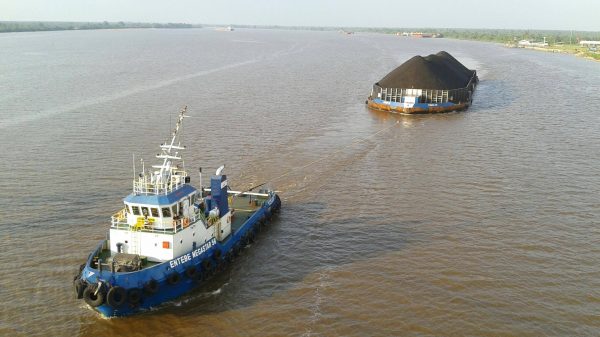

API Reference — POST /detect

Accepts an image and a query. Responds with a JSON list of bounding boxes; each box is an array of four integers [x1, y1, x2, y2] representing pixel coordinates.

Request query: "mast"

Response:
[[133, 106, 190, 195]]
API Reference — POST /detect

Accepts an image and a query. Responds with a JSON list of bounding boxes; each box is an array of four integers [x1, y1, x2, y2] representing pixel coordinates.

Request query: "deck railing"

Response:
[[371, 72, 478, 104], [132, 171, 188, 195], [110, 207, 207, 234]]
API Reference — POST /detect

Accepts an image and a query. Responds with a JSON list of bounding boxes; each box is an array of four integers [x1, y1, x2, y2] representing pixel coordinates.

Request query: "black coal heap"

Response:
[[377, 51, 475, 90]]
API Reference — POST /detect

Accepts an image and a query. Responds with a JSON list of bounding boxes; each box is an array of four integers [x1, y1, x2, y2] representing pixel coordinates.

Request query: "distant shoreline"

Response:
[[503, 43, 600, 62], [0, 21, 199, 33], [3, 21, 598, 61]]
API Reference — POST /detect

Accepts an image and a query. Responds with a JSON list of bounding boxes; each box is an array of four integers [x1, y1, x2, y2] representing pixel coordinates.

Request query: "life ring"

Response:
[[83, 284, 105, 307], [143, 279, 159, 295], [74, 278, 86, 299], [183, 218, 190, 227], [167, 272, 181, 285], [185, 266, 197, 278], [106, 286, 127, 308], [127, 288, 142, 305]]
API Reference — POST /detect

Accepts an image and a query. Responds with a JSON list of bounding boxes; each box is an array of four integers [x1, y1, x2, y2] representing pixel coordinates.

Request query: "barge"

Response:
[[73, 107, 281, 317], [367, 51, 478, 114]]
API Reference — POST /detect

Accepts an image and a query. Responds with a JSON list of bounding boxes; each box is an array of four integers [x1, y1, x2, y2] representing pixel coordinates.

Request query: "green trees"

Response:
[[0, 21, 196, 33]]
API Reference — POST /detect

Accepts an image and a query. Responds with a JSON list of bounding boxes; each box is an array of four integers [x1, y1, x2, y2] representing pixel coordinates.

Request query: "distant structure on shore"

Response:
[[580, 40, 600, 51], [396, 32, 443, 38], [518, 38, 548, 47]]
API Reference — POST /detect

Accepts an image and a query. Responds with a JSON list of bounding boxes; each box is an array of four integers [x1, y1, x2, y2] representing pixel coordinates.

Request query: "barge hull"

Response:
[[367, 98, 470, 114]]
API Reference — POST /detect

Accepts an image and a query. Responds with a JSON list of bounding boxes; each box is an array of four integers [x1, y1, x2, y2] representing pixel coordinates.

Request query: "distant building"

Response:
[[580, 40, 600, 51], [579, 41, 600, 46], [518, 39, 548, 47]]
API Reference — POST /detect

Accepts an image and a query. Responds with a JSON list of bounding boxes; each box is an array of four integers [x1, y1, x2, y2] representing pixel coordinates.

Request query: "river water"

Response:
[[1, 28, 599, 336]]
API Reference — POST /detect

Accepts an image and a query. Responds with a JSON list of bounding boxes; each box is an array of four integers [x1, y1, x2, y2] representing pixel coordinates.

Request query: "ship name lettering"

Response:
[[169, 238, 217, 268]]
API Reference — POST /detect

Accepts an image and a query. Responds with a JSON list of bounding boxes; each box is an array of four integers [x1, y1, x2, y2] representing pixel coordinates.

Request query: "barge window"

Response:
[[161, 207, 171, 217], [151, 208, 159, 217], [131, 206, 140, 215], [141, 207, 149, 217]]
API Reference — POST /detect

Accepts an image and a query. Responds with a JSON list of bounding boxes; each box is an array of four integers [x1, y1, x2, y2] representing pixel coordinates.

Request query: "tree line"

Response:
[[0, 21, 197, 33]]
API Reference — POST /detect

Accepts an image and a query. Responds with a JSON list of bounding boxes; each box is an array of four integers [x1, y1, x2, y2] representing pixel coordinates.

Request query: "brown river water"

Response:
[[1, 28, 599, 337]]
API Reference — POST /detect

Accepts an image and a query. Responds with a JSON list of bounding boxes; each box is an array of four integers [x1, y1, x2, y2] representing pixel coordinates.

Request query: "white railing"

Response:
[[110, 207, 207, 234], [111, 208, 128, 227], [372, 72, 478, 104], [132, 175, 187, 195]]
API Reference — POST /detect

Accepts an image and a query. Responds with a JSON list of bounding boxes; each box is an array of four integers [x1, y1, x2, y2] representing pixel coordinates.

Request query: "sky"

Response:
[[1, 0, 599, 31]]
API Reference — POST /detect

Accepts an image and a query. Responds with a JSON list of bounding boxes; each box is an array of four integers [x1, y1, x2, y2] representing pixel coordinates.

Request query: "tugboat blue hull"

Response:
[[78, 193, 281, 317]]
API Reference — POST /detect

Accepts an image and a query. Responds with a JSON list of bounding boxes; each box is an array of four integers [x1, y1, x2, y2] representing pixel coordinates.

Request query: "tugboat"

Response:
[[73, 107, 281, 317]]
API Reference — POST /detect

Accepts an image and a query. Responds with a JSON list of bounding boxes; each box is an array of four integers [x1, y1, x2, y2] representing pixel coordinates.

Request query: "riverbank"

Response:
[[504, 43, 600, 61], [0, 21, 197, 33]]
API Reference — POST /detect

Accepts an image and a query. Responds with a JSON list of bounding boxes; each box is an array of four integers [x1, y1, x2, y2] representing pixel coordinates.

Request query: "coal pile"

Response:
[[377, 51, 476, 90]]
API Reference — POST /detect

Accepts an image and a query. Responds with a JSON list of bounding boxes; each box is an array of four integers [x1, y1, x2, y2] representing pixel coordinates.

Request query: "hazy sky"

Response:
[[2, 0, 599, 31]]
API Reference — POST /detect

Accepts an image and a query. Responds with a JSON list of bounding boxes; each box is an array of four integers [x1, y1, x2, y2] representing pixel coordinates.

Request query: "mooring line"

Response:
[[239, 121, 400, 194]]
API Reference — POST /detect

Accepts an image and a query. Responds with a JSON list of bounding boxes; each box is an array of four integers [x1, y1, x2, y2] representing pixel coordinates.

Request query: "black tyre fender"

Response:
[[127, 288, 142, 305], [192, 269, 204, 282], [106, 286, 127, 308], [202, 259, 213, 272], [83, 284, 105, 307], [185, 266, 197, 278], [143, 279, 159, 295], [213, 249, 222, 260], [233, 244, 242, 256], [74, 278, 86, 299], [167, 272, 181, 285]]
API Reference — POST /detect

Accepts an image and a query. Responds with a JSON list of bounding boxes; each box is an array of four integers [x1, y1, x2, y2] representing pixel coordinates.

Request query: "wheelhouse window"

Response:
[[172, 205, 178, 217], [191, 194, 196, 204], [151, 208, 159, 217], [161, 207, 171, 217], [141, 207, 149, 217], [131, 206, 140, 215]]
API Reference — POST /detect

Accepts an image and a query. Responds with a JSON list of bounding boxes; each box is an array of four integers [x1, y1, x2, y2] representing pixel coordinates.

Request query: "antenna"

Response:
[[199, 167, 203, 191]]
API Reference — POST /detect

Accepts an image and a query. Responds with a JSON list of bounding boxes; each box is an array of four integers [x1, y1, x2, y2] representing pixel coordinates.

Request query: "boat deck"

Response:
[[229, 194, 266, 234]]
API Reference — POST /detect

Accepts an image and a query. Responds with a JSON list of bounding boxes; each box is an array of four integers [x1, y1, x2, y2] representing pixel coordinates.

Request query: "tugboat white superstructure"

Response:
[[73, 107, 281, 317]]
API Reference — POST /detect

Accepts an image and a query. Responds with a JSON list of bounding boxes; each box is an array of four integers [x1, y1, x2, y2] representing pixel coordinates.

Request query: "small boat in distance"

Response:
[[215, 25, 234, 32], [73, 107, 281, 317]]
